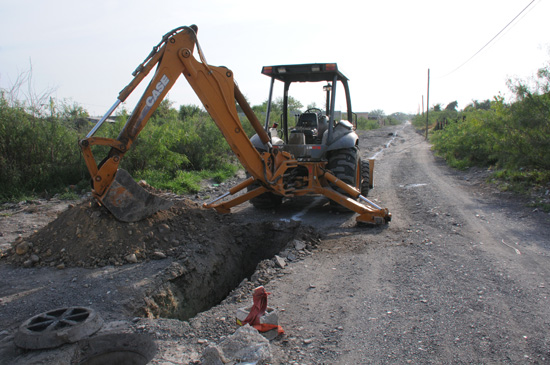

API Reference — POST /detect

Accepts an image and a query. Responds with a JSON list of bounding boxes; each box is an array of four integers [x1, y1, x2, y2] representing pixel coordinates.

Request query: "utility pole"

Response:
[[426, 69, 430, 140], [422, 95, 430, 116]]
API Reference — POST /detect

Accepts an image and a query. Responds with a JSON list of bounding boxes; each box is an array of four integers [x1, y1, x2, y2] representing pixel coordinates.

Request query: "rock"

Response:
[[274, 255, 286, 269], [278, 250, 290, 258], [152, 251, 167, 260], [125, 253, 138, 263], [158, 223, 171, 233], [56, 263, 65, 270], [23, 260, 33, 268], [294, 240, 306, 251], [15, 241, 30, 255], [250, 272, 260, 283], [30, 254, 40, 263], [201, 325, 271, 365], [201, 345, 225, 365]]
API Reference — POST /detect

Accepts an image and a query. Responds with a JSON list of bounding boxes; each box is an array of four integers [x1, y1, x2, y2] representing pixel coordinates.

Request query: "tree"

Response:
[[390, 112, 413, 122], [445, 101, 458, 112], [369, 109, 385, 119], [251, 96, 303, 124], [465, 99, 492, 111], [273, 96, 304, 114], [60, 101, 89, 132], [151, 99, 178, 124], [178, 104, 203, 121], [306, 102, 318, 110]]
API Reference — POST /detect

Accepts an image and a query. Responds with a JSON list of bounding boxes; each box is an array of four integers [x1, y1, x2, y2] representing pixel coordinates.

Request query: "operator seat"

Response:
[[293, 112, 320, 144], [297, 113, 318, 128]]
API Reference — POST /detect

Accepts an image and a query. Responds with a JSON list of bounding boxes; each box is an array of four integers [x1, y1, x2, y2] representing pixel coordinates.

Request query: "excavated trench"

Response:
[[9, 200, 310, 322], [4, 199, 318, 363], [136, 219, 307, 321]]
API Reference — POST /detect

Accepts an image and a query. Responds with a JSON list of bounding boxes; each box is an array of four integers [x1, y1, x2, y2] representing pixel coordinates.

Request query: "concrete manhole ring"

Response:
[[14, 306, 104, 350]]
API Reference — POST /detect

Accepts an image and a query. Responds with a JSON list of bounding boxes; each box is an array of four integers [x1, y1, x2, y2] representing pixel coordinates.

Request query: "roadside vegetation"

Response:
[[412, 61, 550, 210], [0, 94, 239, 202], [5, 60, 547, 208], [0, 76, 404, 203]]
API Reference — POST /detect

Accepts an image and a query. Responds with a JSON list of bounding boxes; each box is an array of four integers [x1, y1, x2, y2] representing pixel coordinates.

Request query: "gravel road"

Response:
[[1, 122, 549, 364], [259, 122, 550, 363]]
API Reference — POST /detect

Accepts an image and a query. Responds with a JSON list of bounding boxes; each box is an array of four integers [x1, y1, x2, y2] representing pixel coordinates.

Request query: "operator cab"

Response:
[[251, 63, 357, 161], [291, 109, 329, 144]]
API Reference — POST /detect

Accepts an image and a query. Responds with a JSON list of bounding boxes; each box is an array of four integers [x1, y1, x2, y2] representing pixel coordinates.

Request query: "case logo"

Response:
[[146, 75, 170, 107]]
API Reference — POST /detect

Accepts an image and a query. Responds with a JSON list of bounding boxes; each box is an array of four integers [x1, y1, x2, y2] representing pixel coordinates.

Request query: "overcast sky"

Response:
[[1, 0, 548, 117]]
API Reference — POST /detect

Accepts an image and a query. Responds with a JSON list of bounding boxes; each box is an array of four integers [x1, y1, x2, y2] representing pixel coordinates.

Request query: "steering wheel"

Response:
[[304, 108, 323, 115]]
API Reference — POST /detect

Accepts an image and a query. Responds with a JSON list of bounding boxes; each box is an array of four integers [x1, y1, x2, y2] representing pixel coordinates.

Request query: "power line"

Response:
[[493, 0, 541, 42], [440, 0, 538, 78]]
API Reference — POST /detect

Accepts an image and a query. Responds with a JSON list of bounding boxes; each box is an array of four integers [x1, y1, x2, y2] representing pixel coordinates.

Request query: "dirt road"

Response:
[[261, 123, 550, 363], [1, 122, 549, 364]]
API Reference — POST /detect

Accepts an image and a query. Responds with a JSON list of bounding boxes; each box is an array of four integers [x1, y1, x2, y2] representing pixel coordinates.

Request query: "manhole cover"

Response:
[[76, 333, 157, 365], [14, 306, 103, 350]]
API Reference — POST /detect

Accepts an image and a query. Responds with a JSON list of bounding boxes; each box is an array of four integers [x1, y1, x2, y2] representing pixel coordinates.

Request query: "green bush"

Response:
[[85, 104, 241, 194], [0, 93, 85, 200], [0, 87, 244, 201], [357, 117, 380, 130], [430, 108, 500, 169], [426, 61, 550, 193]]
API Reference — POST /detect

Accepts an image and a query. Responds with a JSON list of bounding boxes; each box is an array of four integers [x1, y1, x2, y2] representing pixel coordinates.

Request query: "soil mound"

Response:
[[3, 197, 311, 269]]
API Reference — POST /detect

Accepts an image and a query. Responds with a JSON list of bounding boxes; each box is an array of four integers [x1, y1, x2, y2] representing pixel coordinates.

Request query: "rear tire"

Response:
[[360, 159, 370, 197], [327, 147, 359, 211]]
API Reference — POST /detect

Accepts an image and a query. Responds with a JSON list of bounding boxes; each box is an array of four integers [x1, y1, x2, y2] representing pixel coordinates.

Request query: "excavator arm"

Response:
[[80, 25, 390, 224], [79, 25, 287, 221]]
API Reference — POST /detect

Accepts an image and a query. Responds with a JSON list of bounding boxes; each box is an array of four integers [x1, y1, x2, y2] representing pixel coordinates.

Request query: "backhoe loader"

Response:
[[79, 25, 391, 224]]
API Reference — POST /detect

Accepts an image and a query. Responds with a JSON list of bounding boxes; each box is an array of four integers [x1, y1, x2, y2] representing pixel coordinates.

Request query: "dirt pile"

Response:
[[3, 196, 318, 271], [2, 198, 207, 268]]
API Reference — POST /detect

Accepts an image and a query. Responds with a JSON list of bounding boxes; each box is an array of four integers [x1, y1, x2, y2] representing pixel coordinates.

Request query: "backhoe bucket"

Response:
[[99, 169, 173, 223]]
